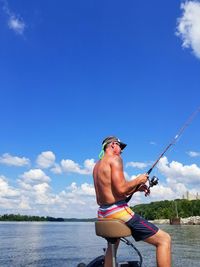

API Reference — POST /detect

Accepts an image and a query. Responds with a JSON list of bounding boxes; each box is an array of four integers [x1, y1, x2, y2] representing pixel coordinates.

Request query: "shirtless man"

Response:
[[93, 136, 171, 267]]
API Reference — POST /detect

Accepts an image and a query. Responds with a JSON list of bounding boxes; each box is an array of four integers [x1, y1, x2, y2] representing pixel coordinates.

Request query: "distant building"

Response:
[[182, 191, 200, 200]]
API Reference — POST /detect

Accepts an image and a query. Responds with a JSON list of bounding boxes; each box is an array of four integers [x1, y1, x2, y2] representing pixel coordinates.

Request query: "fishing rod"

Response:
[[126, 106, 200, 203]]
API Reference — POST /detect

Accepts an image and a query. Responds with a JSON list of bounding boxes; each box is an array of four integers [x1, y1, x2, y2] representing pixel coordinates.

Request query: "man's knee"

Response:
[[145, 229, 171, 247], [158, 230, 171, 247]]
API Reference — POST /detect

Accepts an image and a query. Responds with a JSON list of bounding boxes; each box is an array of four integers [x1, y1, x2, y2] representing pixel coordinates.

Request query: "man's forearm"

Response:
[[125, 176, 145, 195], [125, 184, 140, 195]]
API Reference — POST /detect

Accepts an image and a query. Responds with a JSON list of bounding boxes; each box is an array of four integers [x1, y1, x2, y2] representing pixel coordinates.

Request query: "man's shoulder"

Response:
[[108, 155, 122, 166], [96, 155, 122, 166], [93, 160, 100, 170]]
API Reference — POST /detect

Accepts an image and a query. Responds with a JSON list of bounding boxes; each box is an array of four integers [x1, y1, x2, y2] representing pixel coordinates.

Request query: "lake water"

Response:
[[0, 222, 200, 267]]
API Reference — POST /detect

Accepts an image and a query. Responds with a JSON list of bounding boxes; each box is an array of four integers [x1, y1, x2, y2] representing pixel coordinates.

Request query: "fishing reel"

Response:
[[143, 176, 159, 197], [149, 176, 159, 187], [126, 175, 159, 201]]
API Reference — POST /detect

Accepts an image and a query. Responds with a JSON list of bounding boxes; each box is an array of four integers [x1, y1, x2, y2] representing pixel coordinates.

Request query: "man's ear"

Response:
[[111, 142, 115, 149]]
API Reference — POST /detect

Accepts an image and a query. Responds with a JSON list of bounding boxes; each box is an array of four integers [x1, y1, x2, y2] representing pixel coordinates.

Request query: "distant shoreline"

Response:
[[152, 216, 200, 225], [1, 215, 200, 225], [0, 214, 97, 222]]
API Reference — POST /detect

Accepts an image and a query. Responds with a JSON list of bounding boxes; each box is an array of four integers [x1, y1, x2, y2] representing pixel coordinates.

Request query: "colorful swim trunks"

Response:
[[126, 213, 159, 241], [98, 200, 134, 223], [98, 200, 159, 242]]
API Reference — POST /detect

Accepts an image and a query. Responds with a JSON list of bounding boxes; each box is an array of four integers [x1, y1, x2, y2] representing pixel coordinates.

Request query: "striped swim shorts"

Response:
[[98, 200, 134, 223], [98, 200, 159, 241]]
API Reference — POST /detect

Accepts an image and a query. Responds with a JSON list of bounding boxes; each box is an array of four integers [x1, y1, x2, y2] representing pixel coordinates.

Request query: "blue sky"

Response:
[[0, 0, 200, 218]]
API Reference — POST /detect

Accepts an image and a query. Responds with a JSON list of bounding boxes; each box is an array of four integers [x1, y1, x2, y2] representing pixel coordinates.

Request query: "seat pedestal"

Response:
[[95, 220, 132, 267]]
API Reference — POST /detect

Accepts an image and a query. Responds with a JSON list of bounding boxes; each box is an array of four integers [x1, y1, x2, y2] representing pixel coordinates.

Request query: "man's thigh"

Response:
[[144, 229, 170, 246]]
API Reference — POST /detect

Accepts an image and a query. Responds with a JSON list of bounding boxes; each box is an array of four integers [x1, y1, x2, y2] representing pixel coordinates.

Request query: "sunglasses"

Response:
[[114, 142, 121, 147]]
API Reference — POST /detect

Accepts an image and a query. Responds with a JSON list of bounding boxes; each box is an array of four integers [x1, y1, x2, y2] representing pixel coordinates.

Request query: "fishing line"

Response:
[[126, 106, 200, 203]]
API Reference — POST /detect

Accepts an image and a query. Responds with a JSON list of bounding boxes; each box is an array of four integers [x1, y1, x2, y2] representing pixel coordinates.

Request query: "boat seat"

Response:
[[95, 220, 132, 238], [95, 220, 132, 267]]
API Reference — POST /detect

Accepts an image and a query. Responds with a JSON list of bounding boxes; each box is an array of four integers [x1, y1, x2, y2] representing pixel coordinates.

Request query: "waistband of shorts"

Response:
[[99, 199, 127, 209]]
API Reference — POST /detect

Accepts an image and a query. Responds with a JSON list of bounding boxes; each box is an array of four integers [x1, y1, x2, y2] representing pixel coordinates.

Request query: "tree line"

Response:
[[0, 214, 64, 222], [131, 199, 200, 220], [0, 214, 96, 222]]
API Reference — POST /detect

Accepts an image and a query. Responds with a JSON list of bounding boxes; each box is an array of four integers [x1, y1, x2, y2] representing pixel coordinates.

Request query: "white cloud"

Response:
[[176, 0, 200, 59], [50, 163, 62, 174], [0, 153, 30, 167], [17, 169, 97, 217], [49, 157, 95, 175], [8, 15, 25, 35], [2, 0, 26, 35], [157, 156, 200, 185], [0, 175, 20, 197], [129, 179, 190, 205], [17, 174, 60, 208], [1, 153, 200, 218], [0, 197, 19, 210], [21, 169, 51, 183], [33, 182, 50, 194], [187, 150, 200, 157], [66, 182, 95, 196], [0, 168, 98, 217], [33, 183, 53, 205], [18, 180, 32, 190], [57, 182, 97, 217], [36, 151, 56, 169], [18, 196, 31, 210], [61, 159, 82, 173], [150, 184, 176, 200], [61, 158, 95, 175], [126, 161, 150, 169], [18, 176, 57, 207], [150, 141, 157, 145], [0, 153, 96, 215], [84, 159, 95, 173], [124, 171, 138, 181]]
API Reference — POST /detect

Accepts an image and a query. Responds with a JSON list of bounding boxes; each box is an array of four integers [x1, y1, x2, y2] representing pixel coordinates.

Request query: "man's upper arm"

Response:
[[110, 156, 126, 196]]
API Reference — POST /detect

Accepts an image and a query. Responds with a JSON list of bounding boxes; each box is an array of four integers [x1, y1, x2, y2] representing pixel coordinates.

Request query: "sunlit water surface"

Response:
[[0, 222, 199, 267]]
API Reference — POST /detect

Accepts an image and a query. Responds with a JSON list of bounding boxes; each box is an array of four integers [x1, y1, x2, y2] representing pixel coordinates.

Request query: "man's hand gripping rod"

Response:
[[126, 107, 200, 203]]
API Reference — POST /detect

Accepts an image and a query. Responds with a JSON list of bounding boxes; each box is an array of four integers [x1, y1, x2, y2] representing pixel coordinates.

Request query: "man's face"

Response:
[[112, 142, 122, 155]]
